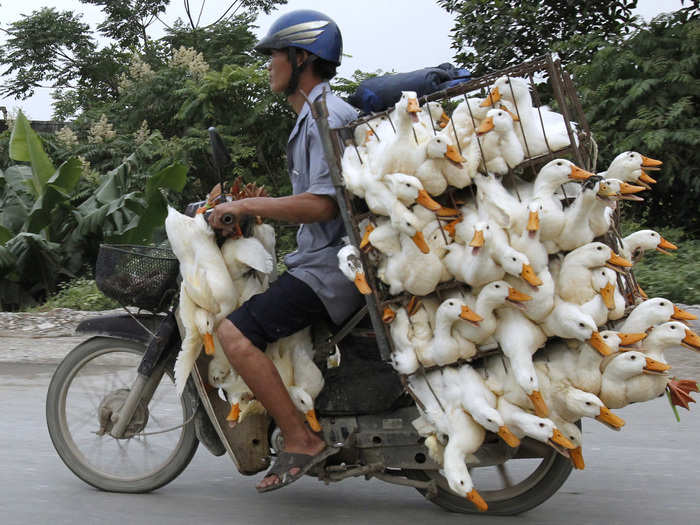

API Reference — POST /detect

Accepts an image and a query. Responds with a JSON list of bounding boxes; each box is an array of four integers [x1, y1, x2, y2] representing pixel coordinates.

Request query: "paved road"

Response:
[[2, 361, 700, 525]]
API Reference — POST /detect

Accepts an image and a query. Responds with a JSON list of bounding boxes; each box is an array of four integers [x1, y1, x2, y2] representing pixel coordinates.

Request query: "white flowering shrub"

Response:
[[170, 46, 210, 78], [88, 114, 116, 144]]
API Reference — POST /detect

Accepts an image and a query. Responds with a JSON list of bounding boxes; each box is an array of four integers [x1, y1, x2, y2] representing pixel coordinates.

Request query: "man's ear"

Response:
[[297, 50, 309, 67]]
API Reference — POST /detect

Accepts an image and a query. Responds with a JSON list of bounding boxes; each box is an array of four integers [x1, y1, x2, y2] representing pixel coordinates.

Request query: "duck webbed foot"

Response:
[[667, 378, 698, 410]]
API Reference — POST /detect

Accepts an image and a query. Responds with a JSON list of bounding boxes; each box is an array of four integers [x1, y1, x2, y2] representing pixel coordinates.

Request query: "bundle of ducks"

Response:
[[165, 179, 326, 434], [336, 81, 699, 512]]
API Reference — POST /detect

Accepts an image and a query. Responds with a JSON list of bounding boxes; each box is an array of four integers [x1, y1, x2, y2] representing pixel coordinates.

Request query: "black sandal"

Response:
[[256, 446, 339, 493]]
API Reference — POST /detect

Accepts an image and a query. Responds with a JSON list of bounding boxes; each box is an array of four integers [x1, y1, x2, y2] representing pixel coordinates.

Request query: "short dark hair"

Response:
[[310, 57, 338, 81]]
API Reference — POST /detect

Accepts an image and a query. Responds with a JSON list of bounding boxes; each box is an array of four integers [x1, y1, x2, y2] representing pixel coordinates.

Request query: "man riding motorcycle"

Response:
[[208, 9, 364, 492]]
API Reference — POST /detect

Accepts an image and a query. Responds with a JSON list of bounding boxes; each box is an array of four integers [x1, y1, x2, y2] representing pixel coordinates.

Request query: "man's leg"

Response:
[[216, 318, 325, 489]]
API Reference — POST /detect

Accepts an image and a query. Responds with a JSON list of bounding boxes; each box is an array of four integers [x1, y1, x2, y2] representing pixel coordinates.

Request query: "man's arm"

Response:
[[208, 192, 338, 235]]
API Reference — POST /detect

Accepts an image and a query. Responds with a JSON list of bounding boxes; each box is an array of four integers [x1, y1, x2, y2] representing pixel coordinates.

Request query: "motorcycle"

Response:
[[45, 243, 575, 516]]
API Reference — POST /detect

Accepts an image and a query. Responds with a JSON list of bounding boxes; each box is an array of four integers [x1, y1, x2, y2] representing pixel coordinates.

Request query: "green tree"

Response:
[[438, 0, 639, 75], [571, 11, 700, 233]]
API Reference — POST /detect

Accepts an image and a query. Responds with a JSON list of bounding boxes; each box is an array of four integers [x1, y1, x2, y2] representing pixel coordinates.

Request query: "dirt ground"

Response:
[[1, 305, 699, 378]]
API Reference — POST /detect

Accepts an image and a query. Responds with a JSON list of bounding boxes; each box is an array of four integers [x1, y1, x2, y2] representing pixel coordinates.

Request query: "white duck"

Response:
[[388, 308, 420, 375], [599, 151, 663, 189], [508, 198, 548, 274], [453, 280, 531, 345], [556, 242, 632, 304], [555, 177, 603, 251], [286, 328, 324, 431], [492, 306, 549, 417], [174, 286, 216, 395], [617, 297, 697, 333], [208, 351, 253, 424], [621, 229, 678, 263], [437, 365, 521, 448], [496, 397, 575, 455], [408, 374, 488, 511], [598, 350, 671, 409], [337, 244, 372, 295], [490, 76, 574, 156], [415, 135, 471, 195], [221, 235, 274, 301], [368, 91, 426, 176], [416, 297, 483, 366], [541, 298, 613, 356], [529, 159, 594, 244], [624, 321, 699, 404], [445, 220, 506, 288], [579, 267, 621, 327], [587, 178, 645, 238], [475, 107, 525, 174], [504, 267, 555, 323]]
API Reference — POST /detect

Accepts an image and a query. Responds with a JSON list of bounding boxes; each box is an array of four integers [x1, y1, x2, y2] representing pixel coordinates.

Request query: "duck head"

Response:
[[425, 135, 465, 166], [605, 151, 662, 188], [499, 247, 542, 287]]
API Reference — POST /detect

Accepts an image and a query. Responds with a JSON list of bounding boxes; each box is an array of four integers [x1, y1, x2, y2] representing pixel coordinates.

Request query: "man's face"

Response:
[[268, 49, 292, 94]]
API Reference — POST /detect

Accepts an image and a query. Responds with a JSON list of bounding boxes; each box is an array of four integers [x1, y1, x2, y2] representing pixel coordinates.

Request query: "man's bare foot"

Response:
[[256, 433, 326, 490]]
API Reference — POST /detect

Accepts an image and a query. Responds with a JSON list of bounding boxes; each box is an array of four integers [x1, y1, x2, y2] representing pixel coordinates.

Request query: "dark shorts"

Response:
[[226, 271, 330, 350]]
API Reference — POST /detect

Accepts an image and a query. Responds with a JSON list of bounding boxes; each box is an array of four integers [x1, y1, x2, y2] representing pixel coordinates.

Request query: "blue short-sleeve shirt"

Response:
[[283, 81, 364, 324]]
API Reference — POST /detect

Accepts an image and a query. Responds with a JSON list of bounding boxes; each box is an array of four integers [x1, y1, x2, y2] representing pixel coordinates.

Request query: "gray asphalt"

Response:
[[1, 361, 699, 525]]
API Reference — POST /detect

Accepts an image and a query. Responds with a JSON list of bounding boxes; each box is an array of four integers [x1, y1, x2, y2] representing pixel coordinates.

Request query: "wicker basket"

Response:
[[95, 244, 179, 312]]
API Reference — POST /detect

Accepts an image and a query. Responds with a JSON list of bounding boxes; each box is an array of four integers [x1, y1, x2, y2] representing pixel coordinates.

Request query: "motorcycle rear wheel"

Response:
[[406, 436, 574, 516], [46, 337, 199, 493]]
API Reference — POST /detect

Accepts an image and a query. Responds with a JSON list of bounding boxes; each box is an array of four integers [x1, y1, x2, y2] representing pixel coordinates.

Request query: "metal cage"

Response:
[[311, 54, 641, 362]]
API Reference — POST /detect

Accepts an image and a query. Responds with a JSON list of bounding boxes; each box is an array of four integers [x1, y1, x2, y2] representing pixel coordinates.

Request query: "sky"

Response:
[[0, 0, 685, 121]]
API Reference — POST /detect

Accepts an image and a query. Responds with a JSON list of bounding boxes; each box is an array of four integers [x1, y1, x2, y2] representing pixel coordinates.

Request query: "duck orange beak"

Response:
[[467, 488, 488, 512], [600, 282, 616, 310], [364, 129, 374, 144], [498, 425, 521, 448], [569, 165, 595, 180], [203, 333, 216, 356], [618, 332, 647, 346], [589, 331, 612, 356], [460, 305, 483, 324], [412, 230, 431, 254], [549, 428, 575, 450], [305, 409, 322, 432], [476, 116, 495, 135], [527, 210, 539, 232], [480, 86, 501, 107], [508, 287, 532, 303], [439, 111, 450, 128], [528, 391, 549, 418], [595, 406, 625, 429], [469, 229, 485, 248], [606, 252, 633, 271], [620, 181, 646, 195], [500, 105, 520, 121], [682, 328, 700, 351], [672, 304, 698, 321], [354, 272, 372, 295], [416, 189, 443, 211], [656, 237, 677, 254], [445, 144, 466, 164], [638, 171, 657, 184], [641, 155, 663, 167], [520, 264, 543, 286], [226, 402, 240, 422], [360, 224, 375, 251], [644, 356, 672, 373], [407, 97, 421, 112], [569, 446, 585, 470], [382, 306, 396, 324]]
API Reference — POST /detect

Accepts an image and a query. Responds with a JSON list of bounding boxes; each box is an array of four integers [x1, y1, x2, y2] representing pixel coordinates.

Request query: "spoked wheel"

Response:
[[46, 337, 199, 493], [406, 435, 575, 516]]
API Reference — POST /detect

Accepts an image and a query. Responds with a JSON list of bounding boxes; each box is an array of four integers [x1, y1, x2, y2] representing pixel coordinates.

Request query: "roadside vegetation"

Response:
[[1, 1, 698, 311]]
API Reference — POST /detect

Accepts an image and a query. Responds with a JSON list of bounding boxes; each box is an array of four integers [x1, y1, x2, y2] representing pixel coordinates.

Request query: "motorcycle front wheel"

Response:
[[46, 336, 199, 493]]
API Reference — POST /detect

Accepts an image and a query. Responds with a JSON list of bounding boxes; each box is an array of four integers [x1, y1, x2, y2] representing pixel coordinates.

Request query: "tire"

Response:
[[406, 437, 575, 516], [46, 337, 199, 493]]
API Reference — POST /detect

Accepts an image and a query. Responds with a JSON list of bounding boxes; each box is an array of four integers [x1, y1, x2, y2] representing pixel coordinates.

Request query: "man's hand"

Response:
[[208, 200, 248, 237]]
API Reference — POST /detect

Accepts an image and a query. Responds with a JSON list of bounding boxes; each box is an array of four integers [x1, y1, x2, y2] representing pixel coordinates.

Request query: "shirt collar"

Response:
[[288, 81, 331, 144]]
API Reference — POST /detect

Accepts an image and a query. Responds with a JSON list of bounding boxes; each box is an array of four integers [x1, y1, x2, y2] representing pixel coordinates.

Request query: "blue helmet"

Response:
[[254, 9, 343, 66]]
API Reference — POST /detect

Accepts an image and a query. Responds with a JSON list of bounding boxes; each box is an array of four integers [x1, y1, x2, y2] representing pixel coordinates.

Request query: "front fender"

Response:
[[76, 313, 172, 345]]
